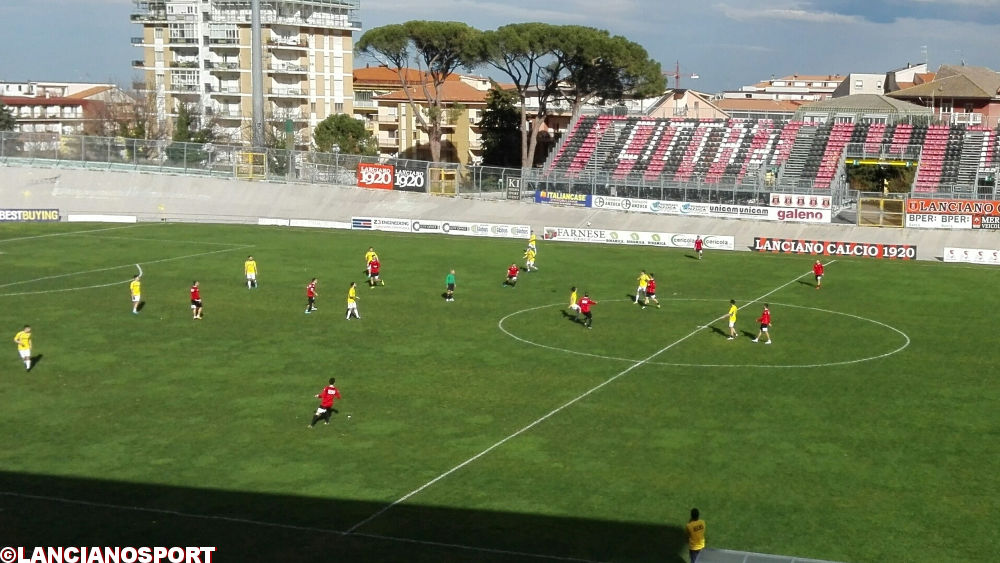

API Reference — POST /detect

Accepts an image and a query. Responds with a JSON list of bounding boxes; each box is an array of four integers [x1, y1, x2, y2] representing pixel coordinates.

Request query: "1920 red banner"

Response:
[[753, 237, 916, 260], [357, 163, 394, 190]]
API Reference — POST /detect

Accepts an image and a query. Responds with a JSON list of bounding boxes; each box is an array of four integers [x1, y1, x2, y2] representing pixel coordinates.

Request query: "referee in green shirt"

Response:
[[445, 270, 456, 302]]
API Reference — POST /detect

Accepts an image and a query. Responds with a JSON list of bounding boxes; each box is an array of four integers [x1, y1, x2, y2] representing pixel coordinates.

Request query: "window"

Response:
[[155, 51, 164, 62], [155, 28, 163, 39], [855, 80, 864, 89]]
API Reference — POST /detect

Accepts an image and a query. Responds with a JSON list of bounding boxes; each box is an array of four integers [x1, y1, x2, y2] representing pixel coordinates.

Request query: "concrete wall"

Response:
[[2, 165, 999, 260]]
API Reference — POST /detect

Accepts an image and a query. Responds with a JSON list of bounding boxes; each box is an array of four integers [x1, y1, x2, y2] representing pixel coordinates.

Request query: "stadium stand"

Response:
[[543, 115, 994, 194]]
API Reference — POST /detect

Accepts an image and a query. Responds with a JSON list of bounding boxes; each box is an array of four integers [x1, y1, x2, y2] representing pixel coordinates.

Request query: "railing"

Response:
[[167, 84, 200, 93], [168, 36, 199, 45], [268, 88, 308, 97], [170, 61, 200, 69], [130, 37, 146, 45], [208, 37, 240, 46], [267, 37, 308, 48], [205, 61, 240, 70]]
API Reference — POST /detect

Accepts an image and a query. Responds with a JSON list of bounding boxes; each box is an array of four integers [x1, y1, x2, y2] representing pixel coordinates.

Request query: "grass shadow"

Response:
[[708, 325, 727, 338], [797, 280, 816, 288], [136, 301, 147, 312], [0, 471, 688, 562], [560, 310, 584, 325], [28, 354, 43, 371]]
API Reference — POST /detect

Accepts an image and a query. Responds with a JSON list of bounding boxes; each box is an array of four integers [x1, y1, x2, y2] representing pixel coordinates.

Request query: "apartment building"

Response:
[[0, 81, 130, 135], [131, 0, 358, 146], [353, 66, 493, 165]]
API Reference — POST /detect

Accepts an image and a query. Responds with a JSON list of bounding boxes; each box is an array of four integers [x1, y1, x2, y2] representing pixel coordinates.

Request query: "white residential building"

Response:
[[131, 0, 358, 146]]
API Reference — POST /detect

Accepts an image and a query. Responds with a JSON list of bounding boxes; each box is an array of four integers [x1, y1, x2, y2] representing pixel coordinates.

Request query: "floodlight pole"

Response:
[[251, 0, 265, 150]]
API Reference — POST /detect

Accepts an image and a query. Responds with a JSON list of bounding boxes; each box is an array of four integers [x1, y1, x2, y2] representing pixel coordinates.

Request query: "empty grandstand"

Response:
[[536, 94, 1000, 201]]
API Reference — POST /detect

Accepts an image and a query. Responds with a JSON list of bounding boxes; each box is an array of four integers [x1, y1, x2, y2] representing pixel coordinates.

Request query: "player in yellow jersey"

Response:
[[634, 270, 650, 304], [345, 282, 361, 320], [686, 508, 706, 562], [13, 325, 32, 371], [527, 231, 537, 254], [244, 255, 258, 289], [523, 247, 537, 272], [726, 299, 738, 340], [568, 286, 580, 320], [129, 274, 142, 314]]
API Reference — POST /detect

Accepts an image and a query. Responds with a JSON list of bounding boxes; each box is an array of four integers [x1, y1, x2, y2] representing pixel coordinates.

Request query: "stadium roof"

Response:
[[795, 94, 931, 115]]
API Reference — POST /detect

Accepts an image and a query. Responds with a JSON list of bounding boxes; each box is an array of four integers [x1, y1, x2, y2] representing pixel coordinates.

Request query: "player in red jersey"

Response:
[[694, 236, 704, 259], [813, 260, 824, 289], [643, 274, 661, 309], [305, 278, 318, 314], [308, 377, 342, 428], [752, 304, 772, 344], [189, 281, 203, 320], [503, 263, 519, 287], [578, 293, 597, 329], [368, 258, 384, 288]]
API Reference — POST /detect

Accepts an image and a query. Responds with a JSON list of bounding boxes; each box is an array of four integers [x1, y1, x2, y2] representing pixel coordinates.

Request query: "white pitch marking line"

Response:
[[346, 262, 836, 534], [0, 491, 601, 563], [0, 224, 148, 244], [76, 234, 248, 247], [499, 298, 910, 369], [0, 245, 253, 296]]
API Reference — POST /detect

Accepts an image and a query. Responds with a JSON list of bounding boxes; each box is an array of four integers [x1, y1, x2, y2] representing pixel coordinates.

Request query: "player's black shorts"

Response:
[[646, 292, 655, 299], [191, 299, 202, 307], [760, 323, 769, 330], [447, 283, 455, 291], [583, 311, 592, 319], [308, 296, 316, 304]]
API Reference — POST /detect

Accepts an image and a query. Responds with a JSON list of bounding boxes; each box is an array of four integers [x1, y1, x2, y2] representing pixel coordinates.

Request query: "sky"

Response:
[[0, 0, 998, 93]]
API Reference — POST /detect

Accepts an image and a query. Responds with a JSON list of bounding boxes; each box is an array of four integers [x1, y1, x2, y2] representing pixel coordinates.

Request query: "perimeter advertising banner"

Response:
[[904, 198, 1000, 229], [543, 226, 735, 250], [533, 191, 592, 207], [588, 195, 831, 223], [0, 209, 60, 222], [352, 217, 530, 239], [753, 237, 916, 259], [943, 247, 1000, 266], [357, 163, 395, 190]]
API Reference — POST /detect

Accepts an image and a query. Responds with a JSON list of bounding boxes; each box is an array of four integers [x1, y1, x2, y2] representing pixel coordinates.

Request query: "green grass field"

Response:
[[1, 222, 998, 563]]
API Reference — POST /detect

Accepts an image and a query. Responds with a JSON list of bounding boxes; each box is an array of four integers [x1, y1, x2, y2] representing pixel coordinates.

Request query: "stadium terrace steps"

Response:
[[542, 116, 995, 194]]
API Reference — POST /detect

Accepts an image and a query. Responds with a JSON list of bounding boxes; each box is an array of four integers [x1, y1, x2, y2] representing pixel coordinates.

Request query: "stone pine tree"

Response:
[[313, 114, 377, 155], [478, 85, 521, 167], [357, 21, 478, 163], [476, 23, 665, 168]]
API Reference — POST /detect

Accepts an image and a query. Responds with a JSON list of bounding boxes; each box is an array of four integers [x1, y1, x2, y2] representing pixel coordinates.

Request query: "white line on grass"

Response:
[[0, 245, 253, 296], [346, 262, 836, 534], [76, 234, 250, 246], [499, 298, 909, 369], [0, 224, 147, 244], [0, 491, 601, 563]]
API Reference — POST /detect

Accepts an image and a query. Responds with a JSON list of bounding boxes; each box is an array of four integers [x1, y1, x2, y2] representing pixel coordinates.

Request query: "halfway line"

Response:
[[346, 261, 835, 534], [0, 224, 147, 244]]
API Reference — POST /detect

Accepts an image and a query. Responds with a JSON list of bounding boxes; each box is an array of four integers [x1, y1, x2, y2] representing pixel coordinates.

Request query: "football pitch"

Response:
[[1, 222, 997, 563]]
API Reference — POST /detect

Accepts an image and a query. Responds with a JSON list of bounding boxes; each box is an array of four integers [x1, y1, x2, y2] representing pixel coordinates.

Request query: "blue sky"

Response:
[[0, 0, 997, 92]]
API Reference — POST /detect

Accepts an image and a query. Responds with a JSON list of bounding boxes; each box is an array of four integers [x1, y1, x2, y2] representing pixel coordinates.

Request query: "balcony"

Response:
[[205, 61, 241, 71], [130, 12, 167, 22], [170, 60, 200, 69], [268, 63, 307, 74], [378, 136, 399, 148], [131, 37, 146, 45], [378, 114, 399, 124], [166, 83, 200, 94], [209, 85, 243, 96], [267, 37, 308, 49], [208, 37, 240, 46], [208, 107, 243, 120], [268, 87, 308, 98], [269, 110, 307, 122], [132, 60, 147, 68], [168, 36, 199, 46]]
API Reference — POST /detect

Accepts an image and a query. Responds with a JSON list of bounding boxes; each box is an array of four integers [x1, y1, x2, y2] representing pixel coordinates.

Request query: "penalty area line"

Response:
[[0, 245, 253, 296], [0, 490, 601, 563], [346, 262, 835, 535]]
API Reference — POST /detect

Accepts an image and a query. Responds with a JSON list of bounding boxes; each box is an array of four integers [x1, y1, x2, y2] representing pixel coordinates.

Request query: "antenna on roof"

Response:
[[662, 61, 699, 90]]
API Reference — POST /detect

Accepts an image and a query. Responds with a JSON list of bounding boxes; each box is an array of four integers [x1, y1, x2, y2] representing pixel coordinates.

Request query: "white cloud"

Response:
[[714, 2, 862, 23]]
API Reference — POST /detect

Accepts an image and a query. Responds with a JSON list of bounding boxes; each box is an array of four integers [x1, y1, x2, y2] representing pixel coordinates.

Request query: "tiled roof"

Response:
[[353, 65, 460, 86], [713, 98, 803, 112], [376, 81, 489, 104]]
